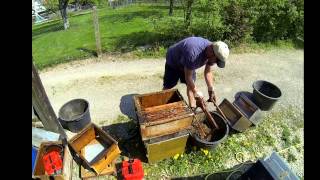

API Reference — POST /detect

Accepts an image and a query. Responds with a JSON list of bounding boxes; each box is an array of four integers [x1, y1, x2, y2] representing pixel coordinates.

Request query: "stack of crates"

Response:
[[134, 89, 194, 163], [219, 92, 262, 132]]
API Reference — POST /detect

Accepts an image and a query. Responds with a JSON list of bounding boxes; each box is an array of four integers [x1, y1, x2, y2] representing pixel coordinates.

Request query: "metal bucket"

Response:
[[58, 99, 91, 133], [252, 80, 282, 111]]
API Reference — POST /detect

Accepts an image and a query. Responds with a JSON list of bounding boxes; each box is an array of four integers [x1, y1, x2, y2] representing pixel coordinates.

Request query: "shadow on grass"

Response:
[[117, 93, 148, 163], [77, 47, 98, 57], [120, 93, 139, 123], [108, 31, 173, 53], [148, 4, 185, 10], [100, 8, 164, 23], [101, 122, 148, 163], [69, 10, 93, 18], [32, 20, 64, 38]]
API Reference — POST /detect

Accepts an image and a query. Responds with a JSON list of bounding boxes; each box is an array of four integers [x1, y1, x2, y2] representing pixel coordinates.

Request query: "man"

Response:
[[163, 37, 229, 110]]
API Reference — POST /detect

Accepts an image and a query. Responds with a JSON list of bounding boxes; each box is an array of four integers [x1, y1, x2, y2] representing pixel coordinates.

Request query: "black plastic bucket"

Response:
[[190, 112, 229, 150], [58, 99, 91, 133], [252, 80, 282, 111]]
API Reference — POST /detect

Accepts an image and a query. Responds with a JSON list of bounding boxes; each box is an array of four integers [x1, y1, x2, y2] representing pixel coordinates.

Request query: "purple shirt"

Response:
[[166, 37, 212, 70]]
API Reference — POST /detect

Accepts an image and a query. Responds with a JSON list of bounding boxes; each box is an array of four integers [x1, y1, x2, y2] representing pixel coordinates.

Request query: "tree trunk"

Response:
[[185, 0, 193, 28], [75, 0, 80, 11], [169, 0, 174, 16], [59, 0, 70, 30], [60, 7, 69, 29]]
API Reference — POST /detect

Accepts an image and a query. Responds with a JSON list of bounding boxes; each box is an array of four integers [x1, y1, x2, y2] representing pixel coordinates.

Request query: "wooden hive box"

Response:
[[233, 93, 262, 125], [33, 141, 73, 180], [143, 130, 189, 164], [80, 160, 116, 179], [68, 123, 121, 174], [218, 99, 253, 132], [134, 89, 194, 140]]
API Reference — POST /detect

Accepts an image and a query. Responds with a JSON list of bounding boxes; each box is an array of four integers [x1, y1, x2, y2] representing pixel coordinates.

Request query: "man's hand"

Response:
[[207, 90, 217, 103], [194, 91, 204, 99], [195, 96, 205, 109], [194, 91, 205, 108]]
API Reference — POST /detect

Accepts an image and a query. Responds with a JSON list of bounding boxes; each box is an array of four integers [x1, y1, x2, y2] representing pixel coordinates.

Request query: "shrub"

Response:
[[250, 0, 304, 42], [151, 0, 303, 46], [223, 0, 253, 45]]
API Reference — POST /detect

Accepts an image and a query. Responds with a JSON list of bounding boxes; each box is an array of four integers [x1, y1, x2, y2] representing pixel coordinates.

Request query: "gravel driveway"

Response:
[[40, 49, 303, 124]]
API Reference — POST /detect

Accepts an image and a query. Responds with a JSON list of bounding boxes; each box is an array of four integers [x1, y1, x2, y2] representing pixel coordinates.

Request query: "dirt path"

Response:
[[40, 49, 304, 125]]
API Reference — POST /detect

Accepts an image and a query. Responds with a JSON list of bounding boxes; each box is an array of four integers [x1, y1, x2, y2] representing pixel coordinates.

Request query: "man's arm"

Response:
[[204, 64, 217, 102], [204, 64, 213, 91], [184, 67, 197, 94], [185, 67, 204, 108]]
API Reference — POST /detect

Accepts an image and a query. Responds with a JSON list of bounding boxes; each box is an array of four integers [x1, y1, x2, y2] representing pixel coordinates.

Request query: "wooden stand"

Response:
[[80, 161, 116, 179]]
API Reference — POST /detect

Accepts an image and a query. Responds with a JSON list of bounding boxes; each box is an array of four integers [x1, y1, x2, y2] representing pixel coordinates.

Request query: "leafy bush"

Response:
[[250, 0, 304, 42], [223, 0, 252, 45], [76, 0, 108, 7], [152, 0, 304, 46], [191, 0, 226, 41], [150, 16, 191, 46]]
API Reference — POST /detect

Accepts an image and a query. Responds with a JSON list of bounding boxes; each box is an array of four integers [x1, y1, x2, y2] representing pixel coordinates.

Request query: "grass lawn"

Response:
[[32, 4, 173, 69], [32, 4, 302, 70]]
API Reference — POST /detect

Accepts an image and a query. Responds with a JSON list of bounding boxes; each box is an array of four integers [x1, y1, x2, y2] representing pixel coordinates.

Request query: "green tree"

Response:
[[169, 0, 174, 16], [223, 0, 252, 44], [59, 0, 70, 29], [185, 0, 194, 28]]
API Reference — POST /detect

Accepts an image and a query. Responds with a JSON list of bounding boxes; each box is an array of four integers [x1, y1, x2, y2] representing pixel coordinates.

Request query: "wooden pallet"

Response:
[[80, 161, 116, 179]]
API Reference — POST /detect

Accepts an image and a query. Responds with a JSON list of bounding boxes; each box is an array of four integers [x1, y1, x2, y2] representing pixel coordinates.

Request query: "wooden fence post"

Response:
[[32, 58, 66, 138], [93, 6, 102, 57]]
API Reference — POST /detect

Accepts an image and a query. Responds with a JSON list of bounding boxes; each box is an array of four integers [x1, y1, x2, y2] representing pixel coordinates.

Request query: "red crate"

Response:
[[122, 159, 144, 180], [42, 150, 63, 175]]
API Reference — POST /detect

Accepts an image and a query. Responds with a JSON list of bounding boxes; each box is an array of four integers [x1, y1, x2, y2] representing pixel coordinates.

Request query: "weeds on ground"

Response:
[[143, 105, 303, 178], [90, 104, 303, 179]]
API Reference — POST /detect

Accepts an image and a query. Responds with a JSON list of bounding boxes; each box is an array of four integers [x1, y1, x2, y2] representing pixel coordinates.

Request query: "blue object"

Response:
[[241, 151, 300, 180], [32, 146, 38, 174], [261, 151, 300, 180]]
